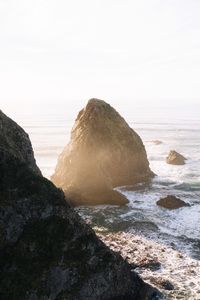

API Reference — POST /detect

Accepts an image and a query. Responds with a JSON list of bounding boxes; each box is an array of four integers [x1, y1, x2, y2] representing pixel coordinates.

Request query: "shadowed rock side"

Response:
[[0, 110, 162, 300], [0, 110, 41, 176], [52, 99, 153, 205]]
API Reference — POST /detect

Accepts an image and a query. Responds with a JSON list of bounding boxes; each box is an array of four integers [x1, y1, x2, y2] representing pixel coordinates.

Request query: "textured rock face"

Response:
[[0, 110, 160, 300], [157, 195, 189, 209], [166, 150, 186, 165], [52, 99, 153, 205], [0, 110, 41, 176]]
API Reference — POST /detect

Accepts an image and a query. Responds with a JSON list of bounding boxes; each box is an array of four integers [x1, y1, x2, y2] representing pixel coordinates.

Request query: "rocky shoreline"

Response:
[[97, 231, 200, 300], [1, 99, 199, 299], [0, 108, 162, 299]]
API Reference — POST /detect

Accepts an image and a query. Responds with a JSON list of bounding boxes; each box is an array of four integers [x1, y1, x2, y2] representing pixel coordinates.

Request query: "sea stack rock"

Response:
[[157, 195, 190, 209], [52, 99, 153, 205], [152, 140, 162, 145], [0, 110, 161, 300], [166, 150, 186, 165]]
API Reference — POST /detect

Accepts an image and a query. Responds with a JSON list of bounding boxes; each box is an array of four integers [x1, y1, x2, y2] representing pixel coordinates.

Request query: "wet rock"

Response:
[[0, 110, 161, 300], [152, 140, 162, 145], [130, 260, 161, 272], [151, 278, 174, 291], [157, 195, 190, 209], [52, 99, 153, 205], [130, 262, 139, 270], [166, 150, 186, 165], [162, 280, 174, 291], [139, 260, 161, 271]]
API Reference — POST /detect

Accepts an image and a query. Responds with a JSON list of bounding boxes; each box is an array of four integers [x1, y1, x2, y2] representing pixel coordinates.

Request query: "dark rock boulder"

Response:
[[151, 278, 174, 291], [52, 99, 153, 205], [166, 150, 186, 165], [157, 195, 190, 209], [0, 110, 161, 300]]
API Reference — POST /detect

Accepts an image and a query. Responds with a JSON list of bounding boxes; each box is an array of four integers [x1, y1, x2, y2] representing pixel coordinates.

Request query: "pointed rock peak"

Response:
[[83, 98, 113, 113], [71, 98, 141, 150], [52, 99, 154, 205], [76, 98, 122, 123], [87, 98, 109, 107]]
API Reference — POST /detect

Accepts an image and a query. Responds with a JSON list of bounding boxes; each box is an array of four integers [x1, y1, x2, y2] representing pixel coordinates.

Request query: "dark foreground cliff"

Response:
[[0, 110, 161, 300], [52, 99, 153, 205]]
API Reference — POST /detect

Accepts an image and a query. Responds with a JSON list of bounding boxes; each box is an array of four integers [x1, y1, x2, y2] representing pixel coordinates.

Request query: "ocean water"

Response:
[[11, 104, 200, 260]]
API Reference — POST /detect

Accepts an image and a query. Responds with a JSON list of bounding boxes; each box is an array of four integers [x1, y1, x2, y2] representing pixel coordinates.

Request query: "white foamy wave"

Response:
[[118, 187, 200, 243], [98, 232, 200, 300], [14, 108, 200, 268]]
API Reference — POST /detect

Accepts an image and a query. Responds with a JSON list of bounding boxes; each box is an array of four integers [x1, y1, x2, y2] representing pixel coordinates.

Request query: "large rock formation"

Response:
[[166, 150, 186, 165], [52, 99, 153, 205], [0, 110, 161, 300]]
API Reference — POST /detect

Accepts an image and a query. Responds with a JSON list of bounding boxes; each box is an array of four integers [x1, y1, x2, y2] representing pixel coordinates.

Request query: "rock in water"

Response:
[[0, 110, 161, 300], [166, 150, 186, 165], [152, 140, 162, 145], [157, 195, 190, 209], [52, 99, 153, 205]]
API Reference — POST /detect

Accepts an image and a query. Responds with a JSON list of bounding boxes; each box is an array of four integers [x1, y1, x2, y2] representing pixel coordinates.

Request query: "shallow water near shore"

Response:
[[13, 105, 200, 258], [9, 103, 200, 299], [97, 231, 200, 300]]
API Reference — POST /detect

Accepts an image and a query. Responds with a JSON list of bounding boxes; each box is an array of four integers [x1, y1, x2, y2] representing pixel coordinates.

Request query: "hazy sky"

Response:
[[1, 0, 200, 112]]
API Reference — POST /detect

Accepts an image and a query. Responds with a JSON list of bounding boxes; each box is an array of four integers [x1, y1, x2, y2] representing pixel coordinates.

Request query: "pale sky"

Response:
[[1, 0, 200, 112]]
